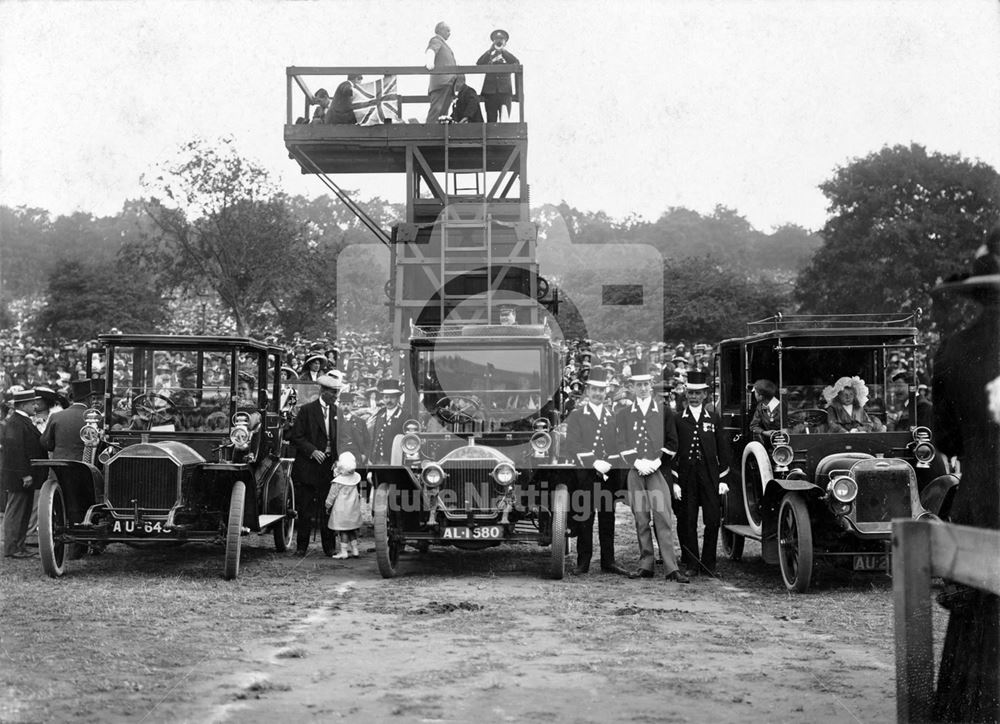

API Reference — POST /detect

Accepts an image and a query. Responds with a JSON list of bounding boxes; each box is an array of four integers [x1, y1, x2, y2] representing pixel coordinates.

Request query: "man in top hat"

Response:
[[673, 370, 731, 577], [615, 361, 688, 582], [929, 230, 1000, 723], [563, 365, 629, 575], [367, 378, 406, 464], [287, 372, 354, 555], [476, 29, 519, 122], [2, 389, 46, 558], [41, 378, 105, 464]]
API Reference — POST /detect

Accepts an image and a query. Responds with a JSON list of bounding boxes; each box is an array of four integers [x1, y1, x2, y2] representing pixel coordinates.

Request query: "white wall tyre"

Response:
[[224, 481, 246, 580], [39, 480, 67, 578], [742, 442, 773, 537]]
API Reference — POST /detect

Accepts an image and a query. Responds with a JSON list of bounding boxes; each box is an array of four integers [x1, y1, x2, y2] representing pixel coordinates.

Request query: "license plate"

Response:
[[442, 526, 503, 540], [853, 554, 888, 571], [110, 519, 171, 536]]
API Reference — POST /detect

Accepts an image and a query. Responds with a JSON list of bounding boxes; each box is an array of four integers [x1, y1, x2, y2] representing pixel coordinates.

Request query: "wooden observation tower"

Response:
[[284, 65, 545, 352]]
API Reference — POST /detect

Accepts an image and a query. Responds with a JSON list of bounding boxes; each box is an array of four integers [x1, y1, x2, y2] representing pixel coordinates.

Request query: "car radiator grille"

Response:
[[854, 466, 912, 523], [441, 460, 496, 512], [106, 457, 178, 510]]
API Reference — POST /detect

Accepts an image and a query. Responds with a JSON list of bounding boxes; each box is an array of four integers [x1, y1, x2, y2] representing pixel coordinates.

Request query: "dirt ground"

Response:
[[1, 509, 922, 723]]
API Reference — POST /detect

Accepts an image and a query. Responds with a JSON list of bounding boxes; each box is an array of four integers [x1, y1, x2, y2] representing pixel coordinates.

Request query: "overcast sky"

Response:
[[1, 0, 998, 232]]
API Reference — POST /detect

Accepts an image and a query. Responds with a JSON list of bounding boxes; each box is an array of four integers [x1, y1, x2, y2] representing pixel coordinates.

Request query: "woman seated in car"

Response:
[[822, 376, 885, 433]]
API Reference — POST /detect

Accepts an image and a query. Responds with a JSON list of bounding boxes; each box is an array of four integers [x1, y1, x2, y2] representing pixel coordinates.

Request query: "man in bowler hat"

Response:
[[673, 370, 731, 576], [562, 365, 629, 575]]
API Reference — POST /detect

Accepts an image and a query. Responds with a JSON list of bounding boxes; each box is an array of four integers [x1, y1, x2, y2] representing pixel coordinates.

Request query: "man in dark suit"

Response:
[[562, 365, 628, 576], [673, 370, 731, 577], [2, 390, 47, 558], [41, 379, 104, 463], [288, 373, 351, 555], [616, 362, 688, 582], [367, 378, 406, 464], [476, 29, 519, 122]]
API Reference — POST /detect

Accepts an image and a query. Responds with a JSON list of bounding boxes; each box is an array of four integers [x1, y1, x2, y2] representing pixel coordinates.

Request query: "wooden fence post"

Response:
[[893, 519, 935, 723]]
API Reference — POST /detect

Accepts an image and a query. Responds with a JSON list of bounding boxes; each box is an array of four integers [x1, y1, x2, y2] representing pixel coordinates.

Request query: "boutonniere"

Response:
[[702, 422, 714, 433]]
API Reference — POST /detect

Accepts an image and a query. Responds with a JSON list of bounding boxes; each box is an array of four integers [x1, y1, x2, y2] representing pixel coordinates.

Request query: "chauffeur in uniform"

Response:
[[616, 361, 689, 582], [367, 378, 406, 464], [288, 373, 351, 555], [562, 365, 628, 575], [673, 370, 731, 577]]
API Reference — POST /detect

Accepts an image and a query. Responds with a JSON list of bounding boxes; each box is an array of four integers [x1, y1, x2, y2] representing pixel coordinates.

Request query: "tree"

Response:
[[140, 138, 317, 336], [796, 144, 1000, 326], [31, 257, 166, 340]]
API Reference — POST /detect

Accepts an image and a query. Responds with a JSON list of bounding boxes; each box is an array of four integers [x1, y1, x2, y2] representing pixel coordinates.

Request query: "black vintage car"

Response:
[[33, 334, 296, 580], [716, 314, 958, 592], [368, 322, 575, 579]]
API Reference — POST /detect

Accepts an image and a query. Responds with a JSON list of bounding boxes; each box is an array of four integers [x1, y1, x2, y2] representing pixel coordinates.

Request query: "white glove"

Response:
[[718, 482, 729, 495], [593, 459, 612, 475], [673, 484, 682, 500], [634, 459, 651, 476]]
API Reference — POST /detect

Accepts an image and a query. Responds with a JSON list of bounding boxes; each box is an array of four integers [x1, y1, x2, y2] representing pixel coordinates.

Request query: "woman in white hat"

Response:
[[822, 376, 885, 433]]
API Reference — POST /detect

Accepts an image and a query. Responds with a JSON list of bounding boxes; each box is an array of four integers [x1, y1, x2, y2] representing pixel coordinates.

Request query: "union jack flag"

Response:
[[352, 75, 402, 126]]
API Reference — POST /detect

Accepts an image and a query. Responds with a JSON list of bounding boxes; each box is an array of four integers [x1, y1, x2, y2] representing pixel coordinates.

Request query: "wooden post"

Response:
[[893, 519, 935, 723]]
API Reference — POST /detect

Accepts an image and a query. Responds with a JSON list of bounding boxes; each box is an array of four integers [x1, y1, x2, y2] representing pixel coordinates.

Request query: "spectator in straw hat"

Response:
[[2, 389, 46, 558], [616, 361, 688, 582]]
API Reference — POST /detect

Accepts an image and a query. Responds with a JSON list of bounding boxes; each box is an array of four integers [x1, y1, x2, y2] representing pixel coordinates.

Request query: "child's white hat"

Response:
[[336, 451, 357, 474]]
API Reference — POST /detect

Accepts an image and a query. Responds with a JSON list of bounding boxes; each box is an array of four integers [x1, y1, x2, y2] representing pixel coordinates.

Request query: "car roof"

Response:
[[719, 313, 919, 347], [97, 333, 283, 354]]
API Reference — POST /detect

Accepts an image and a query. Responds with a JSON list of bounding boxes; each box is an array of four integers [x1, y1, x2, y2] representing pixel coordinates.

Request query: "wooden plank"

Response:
[[929, 522, 1000, 595], [893, 520, 935, 723]]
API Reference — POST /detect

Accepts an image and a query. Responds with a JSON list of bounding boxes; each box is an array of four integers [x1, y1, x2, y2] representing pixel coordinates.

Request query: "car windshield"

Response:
[[416, 347, 546, 420], [747, 341, 920, 431], [107, 346, 262, 432]]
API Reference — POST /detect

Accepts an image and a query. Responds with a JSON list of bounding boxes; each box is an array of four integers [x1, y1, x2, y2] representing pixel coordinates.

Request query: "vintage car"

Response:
[[368, 322, 574, 579], [716, 314, 957, 592], [33, 333, 296, 580]]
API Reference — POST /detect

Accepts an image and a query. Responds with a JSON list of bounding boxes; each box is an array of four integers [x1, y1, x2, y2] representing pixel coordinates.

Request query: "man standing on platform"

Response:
[[563, 365, 629, 576], [617, 361, 689, 582], [673, 370, 731, 577], [288, 373, 348, 556], [425, 21, 457, 122]]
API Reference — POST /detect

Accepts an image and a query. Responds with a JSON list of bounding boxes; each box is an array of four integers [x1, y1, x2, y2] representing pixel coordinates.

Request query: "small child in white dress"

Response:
[[325, 451, 363, 559]]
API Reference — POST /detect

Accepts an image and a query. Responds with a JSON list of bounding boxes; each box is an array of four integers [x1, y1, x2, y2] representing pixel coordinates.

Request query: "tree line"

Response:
[[1, 140, 997, 344]]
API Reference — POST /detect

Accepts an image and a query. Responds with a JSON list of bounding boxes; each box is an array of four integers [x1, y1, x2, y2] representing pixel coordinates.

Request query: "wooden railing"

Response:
[[286, 65, 524, 125], [892, 519, 1000, 722]]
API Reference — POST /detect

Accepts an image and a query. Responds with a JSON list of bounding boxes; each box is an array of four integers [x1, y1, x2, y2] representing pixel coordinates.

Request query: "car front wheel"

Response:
[[39, 480, 67, 578], [224, 481, 246, 580], [777, 492, 813, 593], [373, 482, 402, 578], [548, 484, 568, 580]]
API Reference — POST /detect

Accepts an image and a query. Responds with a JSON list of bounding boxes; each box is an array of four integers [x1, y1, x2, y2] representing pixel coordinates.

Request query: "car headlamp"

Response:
[[401, 433, 422, 458], [912, 426, 932, 443], [828, 474, 858, 503], [80, 425, 101, 446], [530, 431, 552, 457], [771, 444, 794, 470], [403, 418, 421, 434], [421, 463, 445, 488], [492, 463, 517, 486], [913, 441, 935, 468]]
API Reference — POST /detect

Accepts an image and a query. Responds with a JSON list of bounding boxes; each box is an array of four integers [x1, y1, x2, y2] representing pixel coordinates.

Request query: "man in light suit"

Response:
[[288, 373, 353, 555], [673, 370, 731, 577], [616, 362, 689, 582], [562, 365, 628, 576], [425, 21, 457, 122]]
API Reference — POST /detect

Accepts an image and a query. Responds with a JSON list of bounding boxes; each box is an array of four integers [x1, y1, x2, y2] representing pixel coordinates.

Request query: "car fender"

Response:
[[919, 473, 960, 519], [32, 459, 101, 523]]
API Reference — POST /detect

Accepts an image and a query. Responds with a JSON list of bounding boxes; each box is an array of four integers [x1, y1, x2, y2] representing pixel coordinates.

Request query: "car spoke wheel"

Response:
[[39, 480, 67, 578], [224, 481, 246, 580], [777, 493, 813, 593], [549, 484, 568, 580], [374, 483, 402, 578], [272, 477, 295, 552], [720, 491, 744, 561]]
